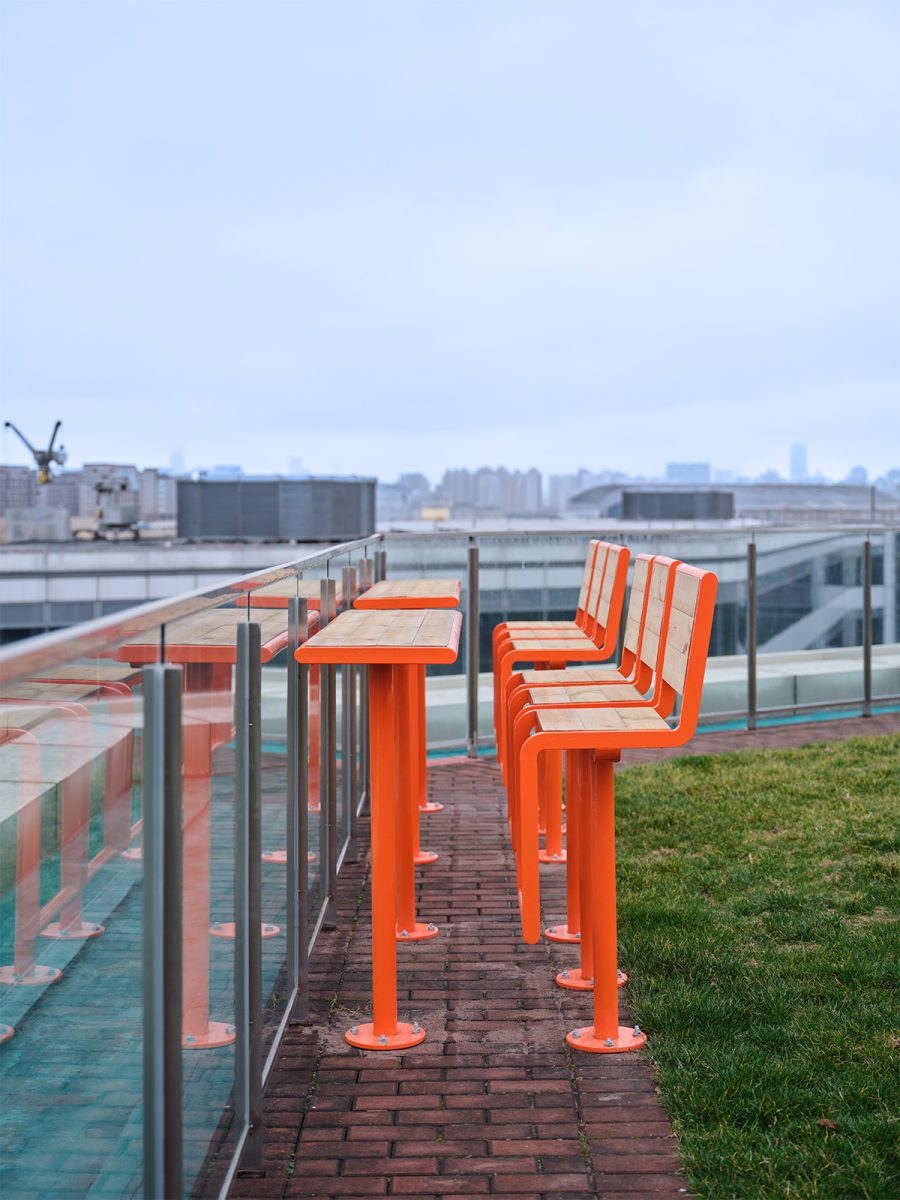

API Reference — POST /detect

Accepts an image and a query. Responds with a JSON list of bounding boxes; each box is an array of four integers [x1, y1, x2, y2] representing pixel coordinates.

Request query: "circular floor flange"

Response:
[[396, 921, 440, 942], [545, 924, 581, 944], [0, 1023, 14, 1044], [567, 1024, 646, 1054], [121, 847, 142, 862], [261, 850, 318, 865], [210, 921, 281, 939], [0, 964, 62, 987], [556, 967, 626, 992], [41, 920, 105, 940], [538, 849, 567, 864], [414, 849, 438, 865], [182, 1021, 236, 1049], [418, 801, 444, 814], [345, 1020, 426, 1051]]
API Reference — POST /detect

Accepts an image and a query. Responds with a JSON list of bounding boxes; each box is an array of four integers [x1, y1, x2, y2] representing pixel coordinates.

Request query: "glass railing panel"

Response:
[[870, 530, 899, 705], [0, 631, 156, 1199]]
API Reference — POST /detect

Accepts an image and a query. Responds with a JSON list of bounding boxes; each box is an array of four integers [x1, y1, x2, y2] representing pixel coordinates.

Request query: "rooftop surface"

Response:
[[221, 714, 898, 1200]]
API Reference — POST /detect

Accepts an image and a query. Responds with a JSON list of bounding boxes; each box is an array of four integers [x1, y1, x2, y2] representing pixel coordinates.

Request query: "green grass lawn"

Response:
[[614, 734, 899, 1200]]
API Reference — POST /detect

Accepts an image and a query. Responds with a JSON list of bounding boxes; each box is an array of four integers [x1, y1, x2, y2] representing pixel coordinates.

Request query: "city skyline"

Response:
[[2, 2, 898, 484]]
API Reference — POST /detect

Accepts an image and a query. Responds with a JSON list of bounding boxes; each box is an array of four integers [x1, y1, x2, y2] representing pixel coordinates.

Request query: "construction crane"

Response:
[[4, 420, 67, 484]]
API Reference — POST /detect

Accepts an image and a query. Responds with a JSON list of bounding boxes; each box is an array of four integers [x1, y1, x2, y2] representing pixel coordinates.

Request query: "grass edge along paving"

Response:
[[613, 734, 899, 1200]]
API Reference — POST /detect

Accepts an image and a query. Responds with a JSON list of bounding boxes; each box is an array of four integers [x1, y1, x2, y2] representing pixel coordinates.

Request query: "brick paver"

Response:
[[225, 713, 898, 1200]]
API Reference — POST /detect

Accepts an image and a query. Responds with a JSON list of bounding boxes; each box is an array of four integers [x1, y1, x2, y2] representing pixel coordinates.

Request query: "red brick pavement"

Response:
[[229, 714, 897, 1200]]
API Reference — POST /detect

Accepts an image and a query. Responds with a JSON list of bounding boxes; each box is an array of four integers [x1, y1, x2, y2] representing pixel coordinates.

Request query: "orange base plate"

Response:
[[557, 967, 627, 992], [345, 1020, 426, 1051], [182, 1021, 236, 1049], [0, 1023, 13, 1044], [41, 920, 105, 940], [414, 849, 438, 865], [0, 964, 62, 987], [567, 1024, 646, 1054], [538, 848, 567, 864], [545, 923, 580, 944], [261, 850, 317, 865], [210, 921, 281, 939], [396, 921, 439, 942], [418, 800, 444, 814]]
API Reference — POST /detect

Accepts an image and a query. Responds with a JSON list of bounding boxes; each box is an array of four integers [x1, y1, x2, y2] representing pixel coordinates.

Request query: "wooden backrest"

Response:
[[661, 564, 718, 702], [575, 540, 601, 618], [583, 542, 610, 623], [622, 554, 653, 656], [638, 556, 679, 677], [589, 542, 630, 655]]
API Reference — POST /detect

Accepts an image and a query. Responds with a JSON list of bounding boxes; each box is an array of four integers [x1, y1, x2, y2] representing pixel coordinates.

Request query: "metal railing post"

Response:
[[863, 537, 873, 718], [375, 547, 387, 582], [342, 566, 358, 862], [286, 597, 309, 1008], [467, 540, 480, 757], [747, 540, 757, 732], [142, 665, 183, 1200], [235, 621, 263, 1171], [319, 578, 338, 927]]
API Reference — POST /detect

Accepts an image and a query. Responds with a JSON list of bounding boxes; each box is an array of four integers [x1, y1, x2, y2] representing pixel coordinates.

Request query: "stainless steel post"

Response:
[[286, 597, 309, 998], [235, 621, 263, 1171], [142, 664, 183, 1200], [467, 540, 480, 757], [863, 537, 873, 718], [375, 547, 387, 582], [747, 540, 757, 732], [319, 578, 338, 927], [342, 566, 358, 862]]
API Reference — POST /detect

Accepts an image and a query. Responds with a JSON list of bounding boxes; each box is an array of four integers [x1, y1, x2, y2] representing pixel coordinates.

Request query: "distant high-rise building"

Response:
[[845, 465, 868, 486], [790, 443, 808, 482], [665, 462, 711, 484]]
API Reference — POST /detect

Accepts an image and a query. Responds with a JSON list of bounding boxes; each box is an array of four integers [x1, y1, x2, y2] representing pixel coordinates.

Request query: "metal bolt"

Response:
[[575, 931, 581, 939], [552, 853, 559, 860], [212, 922, 221, 930], [427, 923, 437, 931], [547, 926, 556, 934], [562, 970, 570, 979], [604, 1038, 614, 1048], [588, 977, 594, 984], [14, 974, 21, 983], [379, 1034, 387, 1045], [185, 1035, 195, 1044], [633, 1025, 641, 1035], [412, 1022, 421, 1034], [350, 1026, 359, 1035], [226, 1025, 235, 1035], [400, 929, 408, 938], [572, 1029, 581, 1038]]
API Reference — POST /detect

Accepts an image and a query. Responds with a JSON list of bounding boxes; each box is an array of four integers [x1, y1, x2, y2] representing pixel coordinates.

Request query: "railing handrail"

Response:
[[0, 535, 382, 684]]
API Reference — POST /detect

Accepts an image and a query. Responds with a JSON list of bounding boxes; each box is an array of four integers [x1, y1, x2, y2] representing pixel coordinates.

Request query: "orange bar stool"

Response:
[[512, 564, 718, 1053]]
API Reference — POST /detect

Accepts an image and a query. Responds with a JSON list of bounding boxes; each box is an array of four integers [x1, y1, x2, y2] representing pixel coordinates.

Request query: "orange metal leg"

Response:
[[546, 751, 581, 943], [395, 667, 438, 943], [0, 733, 62, 987], [538, 749, 566, 863], [568, 756, 643, 1054], [416, 667, 442, 814], [42, 756, 105, 942], [346, 664, 425, 1050]]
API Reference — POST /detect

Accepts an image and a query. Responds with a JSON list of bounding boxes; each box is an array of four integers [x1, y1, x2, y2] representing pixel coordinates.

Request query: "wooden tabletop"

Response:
[[354, 578, 461, 609], [1, 681, 99, 704], [27, 664, 142, 685], [297, 609, 462, 666], [115, 608, 290, 664], [233, 579, 340, 610]]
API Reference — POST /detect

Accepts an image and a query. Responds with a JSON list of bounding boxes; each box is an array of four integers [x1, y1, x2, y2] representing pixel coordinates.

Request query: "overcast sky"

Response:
[[1, 0, 898, 483]]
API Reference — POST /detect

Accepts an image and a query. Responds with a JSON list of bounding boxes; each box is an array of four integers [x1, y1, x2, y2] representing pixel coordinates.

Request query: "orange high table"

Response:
[[296, 608, 462, 1051], [116, 609, 289, 1048], [355, 578, 461, 838]]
